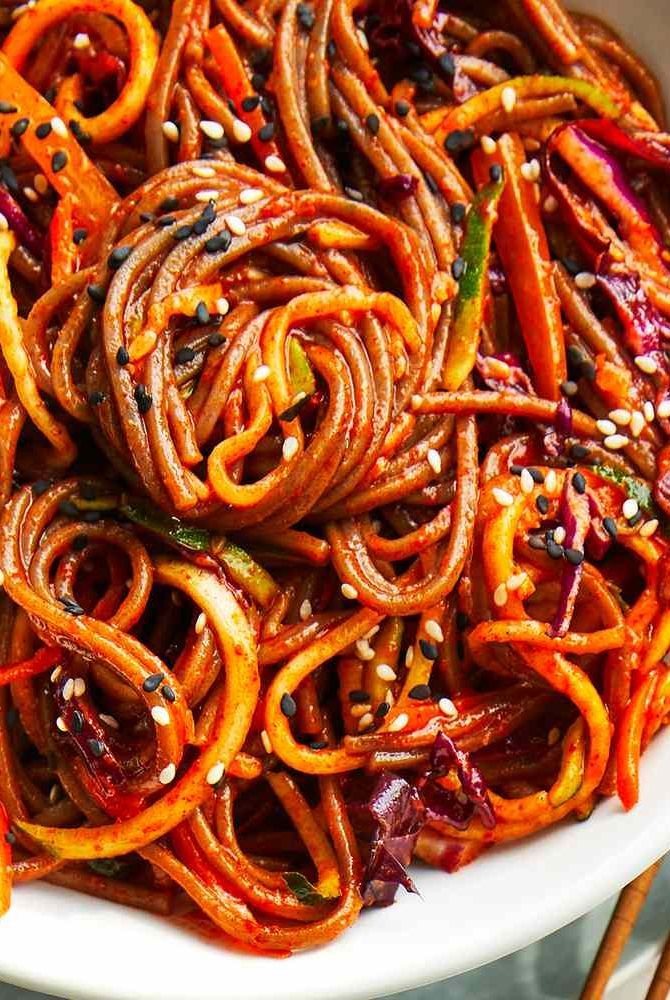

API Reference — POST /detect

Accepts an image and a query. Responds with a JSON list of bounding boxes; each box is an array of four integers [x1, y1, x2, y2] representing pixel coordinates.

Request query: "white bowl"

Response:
[[2, 1, 670, 997]]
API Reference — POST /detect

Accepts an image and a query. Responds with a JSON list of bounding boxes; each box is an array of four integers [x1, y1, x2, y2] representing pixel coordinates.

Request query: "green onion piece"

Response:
[[211, 538, 279, 609], [592, 465, 655, 514], [289, 337, 316, 398], [121, 500, 211, 551], [283, 871, 328, 905]]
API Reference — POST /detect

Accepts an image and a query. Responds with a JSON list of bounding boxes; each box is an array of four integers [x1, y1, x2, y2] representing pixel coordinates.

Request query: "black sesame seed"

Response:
[[87, 283, 106, 304], [160, 196, 179, 212], [409, 683, 431, 700], [200, 201, 216, 224], [44, 87, 57, 104], [32, 479, 51, 496], [5, 831, 16, 845], [348, 689, 370, 704], [572, 472, 586, 494], [419, 639, 438, 660], [69, 120, 90, 143], [603, 516, 618, 539], [72, 710, 84, 734], [260, 95, 273, 116], [296, 2, 315, 29], [242, 95, 260, 112], [73, 227, 88, 245], [116, 345, 130, 366], [510, 464, 523, 475], [327, 39, 336, 58], [561, 380, 578, 397], [59, 596, 85, 615], [156, 215, 175, 227], [134, 384, 153, 413], [547, 540, 564, 559], [528, 468, 544, 484], [570, 443, 589, 460], [444, 129, 475, 154], [72, 534, 88, 551], [208, 332, 226, 347], [528, 534, 546, 550], [11, 117, 29, 138], [142, 673, 164, 692], [365, 113, 380, 136], [456, 611, 469, 629], [450, 202, 466, 224], [192, 218, 208, 236], [35, 122, 52, 139], [424, 172, 438, 194], [195, 301, 210, 325], [88, 390, 106, 406], [395, 100, 410, 117], [52, 151, 68, 172], [139, 211, 155, 223], [108, 245, 131, 269], [258, 122, 275, 142], [438, 51, 456, 77], [451, 256, 466, 281], [489, 164, 503, 183], [173, 224, 193, 240], [175, 346, 196, 365], [0, 102, 17, 114], [536, 495, 549, 514], [310, 739, 328, 750], [280, 693, 297, 717], [375, 701, 390, 718], [565, 548, 585, 565], [161, 685, 176, 703], [88, 739, 105, 758], [0, 162, 18, 192], [567, 345, 584, 368], [205, 232, 232, 253]]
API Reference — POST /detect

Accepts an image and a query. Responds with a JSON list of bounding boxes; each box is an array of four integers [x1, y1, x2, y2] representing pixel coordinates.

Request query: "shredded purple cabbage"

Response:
[[575, 120, 670, 174], [377, 173, 419, 202], [549, 475, 589, 638], [544, 398, 573, 458], [585, 492, 613, 561], [476, 353, 534, 395], [0, 187, 44, 258], [361, 771, 425, 907], [417, 732, 495, 831]]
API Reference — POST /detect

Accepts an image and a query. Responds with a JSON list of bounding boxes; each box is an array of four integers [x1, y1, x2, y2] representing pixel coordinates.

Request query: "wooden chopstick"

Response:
[[645, 925, 670, 1000], [580, 859, 663, 1000]]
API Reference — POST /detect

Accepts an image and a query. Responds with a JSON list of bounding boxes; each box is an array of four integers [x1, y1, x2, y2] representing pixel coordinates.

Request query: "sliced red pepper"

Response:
[[442, 171, 504, 390], [472, 133, 567, 400]]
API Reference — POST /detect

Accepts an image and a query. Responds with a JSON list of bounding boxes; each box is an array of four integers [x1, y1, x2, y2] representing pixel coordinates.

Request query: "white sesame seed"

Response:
[[225, 214, 246, 236], [388, 712, 409, 733], [356, 27, 369, 51], [405, 645, 414, 668], [376, 663, 397, 682], [609, 409, 631, 426], [506, 572, 527, 592], [240, 187, 264, 205], [575, 272, 597, 290], [547, 726, 561, 746], [425, 619, 444, 643], [192, 165, 215, 178], [50, 666, 62, 683], [364, 625, 380, 641], [56, 716, 68, 732], [232, 118, 252, 143], [411, 394, 423, 410], [492, 487, 514, 507], [216, 297, 229, 316], [427, 448, 442, 475], [50, 116, 67, 139], [159, 763, 176, 785], [355, 639, 375, 661], [596, 418, 616, 436], [635, 355, 658, 375], [206, 761, 225, 785], [261, 729, 272, 753], [265, 154, 286, 174], [481, 135, 497, 155], [200, 119, 224, 141], [73, 32, 90, 49], [520, 468, 535, 494], [501, 86, 517, 112], [630, 411, 646, 437], [544, 195, 559, 213], [282, 436, 299, 461], [520, 160, 540, 182], [151, 705, 170, 727], [34, 174, 48, 195], [162, 120, 179, 143], [640, 518, 659, 538], [644, 401, 655, 423], [493, 582, 508, 607], [0, 213, 8, 232], [73, 677, 86, 698], [604, 434, 629, 450], [252, 364, 271, 383], [195, 189, 218, 202], [622, 498, 639, 520], [358, 712, 374, 730], [23, 186, 38, 203], [439, 697, 458, 719], [553, 526, 566, 545], [99, 713, 119, 729], [299, 598, 312, 620], [545, 469, 557, 495], [657, 400, 670, 420], [341, 583, 358, 600], [62, 678, 74, 701], [195, 612, 207, 635]]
